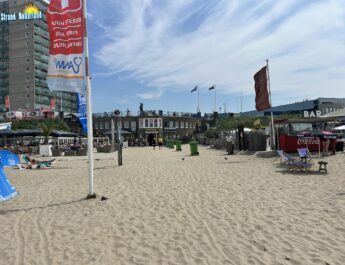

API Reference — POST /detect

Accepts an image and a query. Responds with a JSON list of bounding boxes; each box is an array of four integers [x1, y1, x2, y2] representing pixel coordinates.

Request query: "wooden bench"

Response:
[[318, 161, 328, 173]]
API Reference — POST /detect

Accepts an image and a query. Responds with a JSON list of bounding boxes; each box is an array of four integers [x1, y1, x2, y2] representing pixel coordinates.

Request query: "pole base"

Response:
[[86, 193, 97, 200]]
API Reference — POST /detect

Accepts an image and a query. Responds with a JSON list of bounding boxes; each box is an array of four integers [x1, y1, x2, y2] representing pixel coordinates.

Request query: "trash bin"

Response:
[[175, 140, 182, 151], [189, 141, 199, 156], [167, 140, 174, 149]]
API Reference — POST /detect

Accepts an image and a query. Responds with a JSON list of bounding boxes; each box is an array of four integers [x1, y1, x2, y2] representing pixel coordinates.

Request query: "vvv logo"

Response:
[[54, 57, 83, 74]]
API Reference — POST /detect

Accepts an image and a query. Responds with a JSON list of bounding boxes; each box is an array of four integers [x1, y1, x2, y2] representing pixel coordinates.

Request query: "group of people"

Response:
[[152, 136, 164, 150]]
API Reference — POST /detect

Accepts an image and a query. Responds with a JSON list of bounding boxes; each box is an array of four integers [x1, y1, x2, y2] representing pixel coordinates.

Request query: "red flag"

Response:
[[46, 0, 85, 94], [50, 97, 56, 110], [254, 66, 271, 111], [4, 95, 10, 111]]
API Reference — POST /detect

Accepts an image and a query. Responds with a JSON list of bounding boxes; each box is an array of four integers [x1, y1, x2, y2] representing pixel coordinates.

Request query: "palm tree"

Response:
[[38, 122, 54, 144]]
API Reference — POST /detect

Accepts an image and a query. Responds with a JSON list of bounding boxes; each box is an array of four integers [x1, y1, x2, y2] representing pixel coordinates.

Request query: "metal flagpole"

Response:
[[197, 87, 200, 113], [83, 0, 95, 198], [214, 86, 217, 112], [240, 89, 243, 113], [266, 59, 276, 150]]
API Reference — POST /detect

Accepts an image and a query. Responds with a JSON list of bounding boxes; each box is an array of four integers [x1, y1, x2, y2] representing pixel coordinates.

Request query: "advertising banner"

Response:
[[4, 95, 9, 111], [76, 93, 87, 134], [46, 0, 85, 95], [50, 97, 56, 110]]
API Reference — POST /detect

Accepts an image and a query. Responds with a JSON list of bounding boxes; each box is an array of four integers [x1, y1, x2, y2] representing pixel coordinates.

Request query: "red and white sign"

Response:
[[50, 97, 56, 110], [4, 95, 10, 111], [46, 0, 85, 94]]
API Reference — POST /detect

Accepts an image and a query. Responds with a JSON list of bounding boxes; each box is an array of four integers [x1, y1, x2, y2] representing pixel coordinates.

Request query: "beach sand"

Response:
[[1, 146, 345, 265]]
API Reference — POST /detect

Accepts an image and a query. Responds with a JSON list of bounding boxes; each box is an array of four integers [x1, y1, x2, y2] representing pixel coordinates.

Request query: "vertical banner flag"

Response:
[[208, 86, 215, 91], [191, 86, 198, 93], [253, 66, 271, 111], [76, 93, 87, 134], [50, 97, 56, 110], [4, 95, 10, 111], [46, 0, 85, 95]]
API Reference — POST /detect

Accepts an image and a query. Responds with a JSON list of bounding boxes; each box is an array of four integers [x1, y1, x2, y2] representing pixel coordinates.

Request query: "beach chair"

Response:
[[277, 150, 312, 170], [297, 148, 313, 163], [21, 154, 55, 169]]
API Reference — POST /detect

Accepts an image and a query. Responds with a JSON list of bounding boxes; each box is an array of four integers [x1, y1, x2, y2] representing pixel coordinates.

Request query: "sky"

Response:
[[86, 0, 345, 114]]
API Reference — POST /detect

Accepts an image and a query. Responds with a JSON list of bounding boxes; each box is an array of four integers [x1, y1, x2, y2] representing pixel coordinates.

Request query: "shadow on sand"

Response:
[[0, 198, 86, 215]]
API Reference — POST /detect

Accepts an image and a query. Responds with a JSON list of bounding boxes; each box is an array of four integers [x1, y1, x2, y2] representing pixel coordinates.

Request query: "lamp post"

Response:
[[114, 110, 122, 166]]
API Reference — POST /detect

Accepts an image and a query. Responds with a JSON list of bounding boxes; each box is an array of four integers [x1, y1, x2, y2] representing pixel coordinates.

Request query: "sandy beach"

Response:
[[1, 145, 345, 265]]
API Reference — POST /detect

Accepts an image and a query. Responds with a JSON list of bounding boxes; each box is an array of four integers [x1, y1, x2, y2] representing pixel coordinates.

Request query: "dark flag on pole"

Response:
[[191, 86, 198, 93], [254, 66, 271, 111], [209, 85, 215, 91]]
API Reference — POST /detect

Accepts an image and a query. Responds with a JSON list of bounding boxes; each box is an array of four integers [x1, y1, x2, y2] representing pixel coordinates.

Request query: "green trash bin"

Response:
[[189, 141, 199, 156], [169, 140, 174, 149], [175, 140, 182, 151]]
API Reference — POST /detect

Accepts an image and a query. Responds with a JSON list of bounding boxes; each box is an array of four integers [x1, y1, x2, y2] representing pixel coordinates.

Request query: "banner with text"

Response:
[[76, 93, 87, 135], [46, 0, 85, 95]]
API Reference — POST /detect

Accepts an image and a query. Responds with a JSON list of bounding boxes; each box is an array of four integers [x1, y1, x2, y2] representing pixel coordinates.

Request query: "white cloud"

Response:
[[93, 0, 345, 103], [137, 88, 165, 100]]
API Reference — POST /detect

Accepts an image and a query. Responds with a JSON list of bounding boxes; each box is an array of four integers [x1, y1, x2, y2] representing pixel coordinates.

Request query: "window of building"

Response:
[[25, 23, 29, 29], [26, 58, 30, 63], [25, 32, 29, 37], [104, 121, 109, 130], [169, 121, 173, 128], [26, 76, 29, 81], [181, 121, 184, 128], [26, 94, 30, 98], [94, 122, 99, 130], [26, 49, 29, 55], [124, 121, 129, 129], [176, 121, 179, 128], [25, 41, 29, 46], [26, 85, 29, 90], [131, 121, 136, 131], [164, 121, 168, 128], [145, 119, 149, 128], [100, 122, 104, 130], [154, 119, 158, 128], [186, 122, 189, 128], [26, 67, 29, 72]]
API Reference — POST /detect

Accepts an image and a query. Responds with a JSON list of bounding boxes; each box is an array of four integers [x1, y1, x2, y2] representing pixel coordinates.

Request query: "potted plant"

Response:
[[39, 123, 54, 156]]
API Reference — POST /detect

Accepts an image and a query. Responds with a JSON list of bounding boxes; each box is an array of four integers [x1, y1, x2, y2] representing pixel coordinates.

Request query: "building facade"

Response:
[[241, 98, 345, 117], [93, 111, 201, 146], [0, 0, 77, 113]]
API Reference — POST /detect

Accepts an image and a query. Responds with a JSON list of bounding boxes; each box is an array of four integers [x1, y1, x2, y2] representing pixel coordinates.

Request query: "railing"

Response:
[[93, 110, 200, 119]]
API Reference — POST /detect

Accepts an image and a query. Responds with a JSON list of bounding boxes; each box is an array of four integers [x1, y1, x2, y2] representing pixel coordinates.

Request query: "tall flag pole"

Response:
[[46, 0, 95, 197], [191, 86, 199, 113], [197, 87, 200, 113], [266, 59, 276, 150], [209, 85, 216, 112], [253, 61, 275, 150], [83, 0, 95, 198]]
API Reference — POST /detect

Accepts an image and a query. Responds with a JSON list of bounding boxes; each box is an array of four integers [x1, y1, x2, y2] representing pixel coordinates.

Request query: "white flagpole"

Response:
[[197, 87, 200, 113], [83, 0, 95, 198], [214, 86, 217, 112], [266, 59, 276, 150]]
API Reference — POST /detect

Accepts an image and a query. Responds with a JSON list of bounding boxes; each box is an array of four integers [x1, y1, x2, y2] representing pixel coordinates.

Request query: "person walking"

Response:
[[158, 135, 163, 150]]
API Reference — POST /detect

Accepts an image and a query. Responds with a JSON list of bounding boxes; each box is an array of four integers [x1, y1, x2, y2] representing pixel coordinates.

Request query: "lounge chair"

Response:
[[277, 150, 312, 170], [21, 154, 55, 169], [297, 148, 313, 164]]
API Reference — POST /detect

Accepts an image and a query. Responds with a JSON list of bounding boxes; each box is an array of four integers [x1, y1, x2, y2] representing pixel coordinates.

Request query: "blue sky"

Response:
[[86, 0, 345, 114]]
